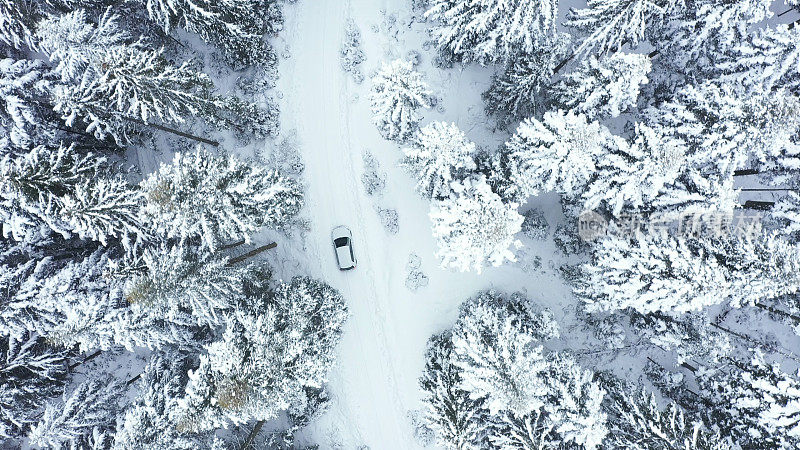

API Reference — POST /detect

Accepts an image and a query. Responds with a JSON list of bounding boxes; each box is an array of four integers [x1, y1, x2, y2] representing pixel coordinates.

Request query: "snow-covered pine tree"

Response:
[[0, 247, 125, 350], [721, 24, 800, 94], [175, 275, 347, 431], [0, 332, 70, 440], [370, 59, 433, 142], [401, 121, 477, 199], [552, 52, 651, 120], [582, 123, 687, 217], [424, 0, 559, 65], [0, 0, 34, 50], [481, 33, 571, 126], [491, 110, 619, 203], [28, 375, 125, 448], [429, 176, 523, 273], [578, 231, 800, 314], [142, 0, 280, 68], [600, 375, 731, 450], [114, 354, 224, 450], [565, 0, 676, 56], [644, 82, 800, 177], [0, 144, 143, 249], [452, 291, 555, 417], [124, 245, 244, 327], [420, 331, 487, 450], [629, 311, 733, 365], [37, 10, 221, 143], [0, 58, 54, 154], [697, 352, 800, 449], [451, 291, 607, 449], [649, 0, 771, 86], [140, 147, 302, 252]]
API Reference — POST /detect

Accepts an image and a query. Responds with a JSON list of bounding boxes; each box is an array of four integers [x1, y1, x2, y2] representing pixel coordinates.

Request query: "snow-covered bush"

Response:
[[370, 59, 433, 142], [340, 19, 365, 83], [425, 0, 559, 64], [429, 176, 522, 273], [520, 207, 549, 240], [401, 121, 477, 199], [377, 207, 399, 234], [552, 53, 651, 120], [405, 253, 429, 291], [361, 150, 386, 196], [140, 147, 303, 251]]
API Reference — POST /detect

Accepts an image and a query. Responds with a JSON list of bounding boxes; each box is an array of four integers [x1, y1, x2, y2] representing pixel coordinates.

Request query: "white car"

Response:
[[332, 226, 357, 270]]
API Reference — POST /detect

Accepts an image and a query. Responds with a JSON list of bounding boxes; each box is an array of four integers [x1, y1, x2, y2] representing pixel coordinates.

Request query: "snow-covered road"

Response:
[[276, 1, 573, 447]]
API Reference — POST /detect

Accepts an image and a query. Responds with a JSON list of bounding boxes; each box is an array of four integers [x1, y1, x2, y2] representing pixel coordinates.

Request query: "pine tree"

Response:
[[420, 331, 487, 450], [0, 58, 54, 153], [140, 147, 303, 252], [629, 312, 733, 365], [578, 231, 800, 314], [0, 0, 34, 50], [565, 0, 676, 56], [0, 144, 143, 249], [697, 352, 800, 449], [481, 33, 571, 126], [28, 375, 125, 448], [552, 52, 651, 120], [0, 332, 70, 439], [370, 59, 433, 142], [449, 291, 607, 449], [401, 121, 477, 199], [721, 24, 800, 93], [649, 0, 771, 85], [600, 375, 731, 450], [175, 276, 347, 431], [37, 10, 223, 143], [582, 123, 686, 217], [424, 0, 560, 64], [493, 110, 619, 203], [142, 0, 280, 68], [124, 246, 246, 327], [114, 354, 223, 450], [429, 176, 523, 273]]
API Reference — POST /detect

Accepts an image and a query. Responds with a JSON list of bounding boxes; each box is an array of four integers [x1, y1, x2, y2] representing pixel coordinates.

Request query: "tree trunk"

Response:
[[742, 200, 774, 210], [740, 188, 796, 192], [126, 373, 142, 386], [227, 243, 278, 266], [218, 239, 247, 251], [240, 420, 266, 450], [778, 7, 796, 16], [69, 350, 102, 370], [125, 117, 219, 147], [755, 302, 800, 324]]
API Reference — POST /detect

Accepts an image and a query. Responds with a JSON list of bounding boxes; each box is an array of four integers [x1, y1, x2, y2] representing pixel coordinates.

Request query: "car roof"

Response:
[[335, 244, 354, 267]]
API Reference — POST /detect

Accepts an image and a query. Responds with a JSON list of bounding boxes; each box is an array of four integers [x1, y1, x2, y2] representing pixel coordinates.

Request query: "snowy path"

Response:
[[276, 1, 573, 447]]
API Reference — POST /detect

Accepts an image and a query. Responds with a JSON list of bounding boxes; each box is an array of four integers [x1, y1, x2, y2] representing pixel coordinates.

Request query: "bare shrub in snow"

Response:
[[405, 253, 429, 290], [377, 207, 399, 234], [340, 20, 365, 83], [520, 207, 549, 240], [361, 150, 386, 196]]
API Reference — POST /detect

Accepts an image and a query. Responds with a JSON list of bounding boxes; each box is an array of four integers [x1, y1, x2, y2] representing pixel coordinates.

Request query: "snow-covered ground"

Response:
[[273, 1, 575, 447]]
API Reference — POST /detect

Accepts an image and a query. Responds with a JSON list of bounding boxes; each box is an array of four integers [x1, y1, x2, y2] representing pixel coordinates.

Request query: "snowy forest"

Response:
[[2, 0, 800, 448]]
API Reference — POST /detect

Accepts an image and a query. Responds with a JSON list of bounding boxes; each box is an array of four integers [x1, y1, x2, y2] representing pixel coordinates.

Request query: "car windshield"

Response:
[[334, 237, 349, 247]]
